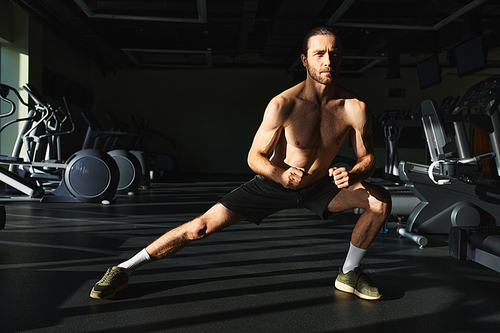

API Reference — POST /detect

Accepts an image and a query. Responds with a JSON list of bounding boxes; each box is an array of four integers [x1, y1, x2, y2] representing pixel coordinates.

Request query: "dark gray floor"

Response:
[[1, 176, 499, 333]]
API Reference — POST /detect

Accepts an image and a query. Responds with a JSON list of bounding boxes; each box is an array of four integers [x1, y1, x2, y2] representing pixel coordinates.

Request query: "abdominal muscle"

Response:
[[270, 143, 339, 188]]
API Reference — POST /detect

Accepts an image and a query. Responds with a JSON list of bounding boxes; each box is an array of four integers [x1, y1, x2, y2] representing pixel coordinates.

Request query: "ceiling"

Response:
[[11, 0, 500, 75]]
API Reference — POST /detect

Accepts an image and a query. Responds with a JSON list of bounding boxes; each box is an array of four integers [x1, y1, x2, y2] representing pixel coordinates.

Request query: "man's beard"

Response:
[[306, 65, 335, 85]]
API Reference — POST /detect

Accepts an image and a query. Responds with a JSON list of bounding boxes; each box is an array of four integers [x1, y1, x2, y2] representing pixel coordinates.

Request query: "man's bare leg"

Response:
[[146, 203, 245, 260], [327, 181, 391, 249], [118, 203, 244, 273], [90, 203, 244, 299], [327, 181, 391, 300]]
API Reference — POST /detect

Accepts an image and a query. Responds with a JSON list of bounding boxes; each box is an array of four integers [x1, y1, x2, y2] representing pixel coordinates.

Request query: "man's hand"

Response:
[[329, 167, 350, 189], [281, 167, 304, 189]]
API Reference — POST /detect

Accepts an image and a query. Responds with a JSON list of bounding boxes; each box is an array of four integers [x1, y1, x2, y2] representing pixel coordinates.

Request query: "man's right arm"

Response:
[[247, 97, 304, 188]]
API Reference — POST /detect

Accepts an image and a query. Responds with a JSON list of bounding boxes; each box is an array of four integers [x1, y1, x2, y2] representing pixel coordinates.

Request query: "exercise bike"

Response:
[[398, 75, 500, 247]]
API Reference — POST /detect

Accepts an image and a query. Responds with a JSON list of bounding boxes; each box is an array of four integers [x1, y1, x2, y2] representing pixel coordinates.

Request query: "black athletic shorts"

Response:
[[219, 175, 341, 225]]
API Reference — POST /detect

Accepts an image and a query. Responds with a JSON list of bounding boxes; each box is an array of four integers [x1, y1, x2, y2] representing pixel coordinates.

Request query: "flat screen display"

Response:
[[417, 54, 441, 89], [455, 35, 488, 77]]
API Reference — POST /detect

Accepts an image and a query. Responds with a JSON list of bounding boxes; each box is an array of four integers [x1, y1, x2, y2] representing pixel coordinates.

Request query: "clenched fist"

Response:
[[329, 167, 350, 189], [282, 166, 304, 189]]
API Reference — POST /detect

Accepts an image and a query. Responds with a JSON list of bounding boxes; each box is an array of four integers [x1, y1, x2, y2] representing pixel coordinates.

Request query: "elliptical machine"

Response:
[[105, 111, 150, 189], [0, 83, 119, 204], [81, 111, 142, 195], [377, 109, 422, 218], [398, 75, 500, 246]]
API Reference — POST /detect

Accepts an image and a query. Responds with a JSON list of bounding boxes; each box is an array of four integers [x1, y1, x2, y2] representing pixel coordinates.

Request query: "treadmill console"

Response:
[[453, 75, 500, 114]]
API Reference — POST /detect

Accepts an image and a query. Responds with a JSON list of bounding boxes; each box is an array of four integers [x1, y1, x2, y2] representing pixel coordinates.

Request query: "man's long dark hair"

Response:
[[301, 26, 342, 56]]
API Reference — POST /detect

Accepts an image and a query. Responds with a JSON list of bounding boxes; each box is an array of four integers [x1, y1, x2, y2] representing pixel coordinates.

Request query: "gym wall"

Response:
[[29, 17, 500, 175], [30, 23, 295, 174], [0, 1, 29, 156], [28, 20, 102, 162], [91, 67, 294, 174], [337, 67, 500, 168]]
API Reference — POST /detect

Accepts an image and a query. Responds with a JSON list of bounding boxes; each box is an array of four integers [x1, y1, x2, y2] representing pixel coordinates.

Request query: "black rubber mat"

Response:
[[1, 177, 499, 333]]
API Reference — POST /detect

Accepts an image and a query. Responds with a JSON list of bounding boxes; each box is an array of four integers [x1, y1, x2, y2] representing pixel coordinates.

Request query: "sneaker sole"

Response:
[[90, 281, 129, 300], [335, 279, 382, 300]]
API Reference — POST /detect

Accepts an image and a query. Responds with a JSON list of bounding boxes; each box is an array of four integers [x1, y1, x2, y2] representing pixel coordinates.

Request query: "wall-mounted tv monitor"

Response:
[[455, 35, 488, 77], [417, 54, 441, 89]]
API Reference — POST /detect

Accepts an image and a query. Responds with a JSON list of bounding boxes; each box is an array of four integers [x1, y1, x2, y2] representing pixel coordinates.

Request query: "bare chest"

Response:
[[284, 105, 350, 150]]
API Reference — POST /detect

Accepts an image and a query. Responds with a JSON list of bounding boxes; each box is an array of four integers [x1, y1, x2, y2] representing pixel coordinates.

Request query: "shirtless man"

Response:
[[90, 26, 391, 301]]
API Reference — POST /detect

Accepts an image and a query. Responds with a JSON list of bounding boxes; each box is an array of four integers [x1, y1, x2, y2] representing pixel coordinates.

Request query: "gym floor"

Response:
[[1, 174, 499, 333]]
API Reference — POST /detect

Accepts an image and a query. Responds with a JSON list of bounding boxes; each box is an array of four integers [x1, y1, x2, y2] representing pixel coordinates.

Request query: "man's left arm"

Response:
[[330, 100, 375, 188]]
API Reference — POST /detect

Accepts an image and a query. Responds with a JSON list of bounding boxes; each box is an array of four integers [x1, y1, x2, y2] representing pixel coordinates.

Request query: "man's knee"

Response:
[[185, 217, 210, 240], [185, 203, 243, 241], [369, 186, 392, 216]]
